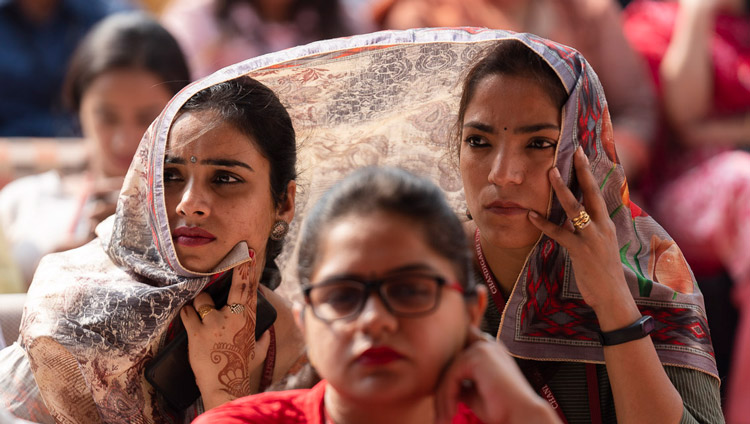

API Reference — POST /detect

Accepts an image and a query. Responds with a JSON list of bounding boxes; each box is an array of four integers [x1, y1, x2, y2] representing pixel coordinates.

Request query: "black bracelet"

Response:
[[597, 315, 655, 346]]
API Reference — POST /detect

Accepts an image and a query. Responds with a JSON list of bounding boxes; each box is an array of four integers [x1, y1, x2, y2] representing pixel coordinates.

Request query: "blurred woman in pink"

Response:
[[624, 0, 750, 421], [161, 0, 370, 79]]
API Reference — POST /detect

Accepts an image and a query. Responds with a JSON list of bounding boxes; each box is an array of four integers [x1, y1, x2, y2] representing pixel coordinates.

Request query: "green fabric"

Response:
[[541, 362, 723, 424]]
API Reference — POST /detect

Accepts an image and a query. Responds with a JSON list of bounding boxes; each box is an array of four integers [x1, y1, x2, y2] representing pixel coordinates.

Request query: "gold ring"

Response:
[[196, 305, 214, 320], [228, 303, 245, 314], [571, 209, 591, 230]]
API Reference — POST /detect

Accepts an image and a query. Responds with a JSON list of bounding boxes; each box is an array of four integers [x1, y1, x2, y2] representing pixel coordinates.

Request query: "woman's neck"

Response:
[[478, 234, 533, 297], [323, 385, 435, 424]]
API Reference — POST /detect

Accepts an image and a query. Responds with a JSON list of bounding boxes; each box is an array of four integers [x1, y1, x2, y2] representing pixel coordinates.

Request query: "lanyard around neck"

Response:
[[473, 227, 602, 424], [474, 227, 507, 312]]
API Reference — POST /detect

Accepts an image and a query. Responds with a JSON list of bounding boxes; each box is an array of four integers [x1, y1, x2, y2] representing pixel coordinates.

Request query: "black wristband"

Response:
[[597, 315, 655, 346]]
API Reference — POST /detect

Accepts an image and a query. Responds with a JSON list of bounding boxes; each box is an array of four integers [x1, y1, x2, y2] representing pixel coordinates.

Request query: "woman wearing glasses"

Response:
[[193, 166, 560, 424]]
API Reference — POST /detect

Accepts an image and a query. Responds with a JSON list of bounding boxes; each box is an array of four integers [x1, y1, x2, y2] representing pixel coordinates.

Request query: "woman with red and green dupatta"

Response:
[[456, 36, 723, 423]]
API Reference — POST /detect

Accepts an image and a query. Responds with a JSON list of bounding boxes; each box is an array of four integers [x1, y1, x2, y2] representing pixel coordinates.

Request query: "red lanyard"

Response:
[[474, 228, 602, 424], [258, 325, 276, 392], [526, 364, 570, 424], [474, 228, 507, 311]]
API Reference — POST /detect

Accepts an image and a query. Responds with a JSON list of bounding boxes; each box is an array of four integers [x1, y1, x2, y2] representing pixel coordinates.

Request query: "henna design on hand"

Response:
[[210, 261, 258, 398]]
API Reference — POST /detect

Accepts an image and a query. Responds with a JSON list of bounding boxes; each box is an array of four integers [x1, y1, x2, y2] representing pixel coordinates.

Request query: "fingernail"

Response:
[[577, 146, 589, 163], [528, 210, 540, 219], [550, 167, 561, 179]]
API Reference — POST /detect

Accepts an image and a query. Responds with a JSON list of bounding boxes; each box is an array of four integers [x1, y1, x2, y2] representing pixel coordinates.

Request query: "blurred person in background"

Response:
[[372, 0, 657, 190], [0, 0, 132, 137], [0, 10, 190, 286], [624, 0, 750, 421], [0, 226, 23, 294], [160, 0, 372, 79]]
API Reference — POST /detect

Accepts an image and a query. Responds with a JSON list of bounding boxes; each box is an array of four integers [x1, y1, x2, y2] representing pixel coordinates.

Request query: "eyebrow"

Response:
[[385, 264, 437, 275], [515, 123, 560, 134], [326, 264, 436, 280], [164, 155, 254, 172], [164, 155, 185, 164], [464, 121, 560, 135], [318, 264, 440, 283]]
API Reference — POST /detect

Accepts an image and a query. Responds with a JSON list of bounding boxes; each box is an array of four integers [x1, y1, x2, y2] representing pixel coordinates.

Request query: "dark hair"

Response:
[[297, 166, 476, 293], [453, 40, 568, 157], [63, 11, 191, 112], [178, 76, 297, 288]]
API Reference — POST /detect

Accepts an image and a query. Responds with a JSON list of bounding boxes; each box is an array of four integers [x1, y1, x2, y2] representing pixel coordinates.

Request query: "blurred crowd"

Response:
[[0, 0, 747, 422]]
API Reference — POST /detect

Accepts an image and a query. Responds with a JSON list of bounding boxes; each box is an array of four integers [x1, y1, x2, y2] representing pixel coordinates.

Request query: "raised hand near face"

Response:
[[435, 327, 560, 424], [181, 253, 271, 410], [527, 147, 637, 318]]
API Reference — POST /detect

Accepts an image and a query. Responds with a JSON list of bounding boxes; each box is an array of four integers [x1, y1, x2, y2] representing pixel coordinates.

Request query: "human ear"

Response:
[[467, 285, 488, 328], [293, 301, 306, 338], [276, 180, 296, 223]]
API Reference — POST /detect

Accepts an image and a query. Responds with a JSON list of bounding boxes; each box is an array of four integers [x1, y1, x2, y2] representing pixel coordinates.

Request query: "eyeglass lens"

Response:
[[307, 275, 443, 321]]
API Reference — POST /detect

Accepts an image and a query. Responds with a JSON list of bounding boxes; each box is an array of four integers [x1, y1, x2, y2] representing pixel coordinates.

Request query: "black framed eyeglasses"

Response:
[[302, 274, 465, 323]]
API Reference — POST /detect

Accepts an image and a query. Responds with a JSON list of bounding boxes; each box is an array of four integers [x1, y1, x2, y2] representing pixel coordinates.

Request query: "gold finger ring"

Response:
[[571, 209, 591, 230], [229, 303, 245, 314], [196, 305, 214, 320]]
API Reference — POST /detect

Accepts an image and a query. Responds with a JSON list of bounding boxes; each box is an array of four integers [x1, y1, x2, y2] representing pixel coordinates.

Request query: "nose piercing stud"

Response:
[[190, 156, 197, 163]]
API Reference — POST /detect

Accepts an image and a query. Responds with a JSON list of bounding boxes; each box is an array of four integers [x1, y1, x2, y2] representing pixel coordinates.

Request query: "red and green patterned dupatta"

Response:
[[491, 34, 717, 378]]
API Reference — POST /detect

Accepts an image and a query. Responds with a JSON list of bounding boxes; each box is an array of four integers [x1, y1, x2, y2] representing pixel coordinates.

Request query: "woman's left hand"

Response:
[[435, 327, 560, 424], [527, 147, 637, 318], [181, 258, 271, 410]]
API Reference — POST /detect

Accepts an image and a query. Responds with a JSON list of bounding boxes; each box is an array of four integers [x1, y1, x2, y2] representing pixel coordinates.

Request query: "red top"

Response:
[[192, 380, 483, 424], [623, 0, 750, 192]]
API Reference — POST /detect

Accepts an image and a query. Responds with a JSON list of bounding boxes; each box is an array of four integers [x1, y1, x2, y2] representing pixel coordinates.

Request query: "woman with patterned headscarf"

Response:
[[0, 75, 306, 423], [456, 36, 722, 423]]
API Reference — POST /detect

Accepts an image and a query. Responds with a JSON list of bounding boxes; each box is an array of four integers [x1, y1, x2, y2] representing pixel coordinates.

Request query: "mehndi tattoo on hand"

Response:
[[210, 261, 258, 398]]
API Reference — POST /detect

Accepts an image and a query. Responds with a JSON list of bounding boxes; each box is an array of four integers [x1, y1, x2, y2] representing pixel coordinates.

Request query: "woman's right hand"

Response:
[[435, 327, 561, 424], [181, 259, 271, 410]]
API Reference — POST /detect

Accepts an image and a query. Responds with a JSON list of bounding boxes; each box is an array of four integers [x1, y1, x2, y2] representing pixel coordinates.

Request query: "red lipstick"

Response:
[[484, 201, 528, 216], [357, 347, 405, 366], [172, 226, 216, 246]]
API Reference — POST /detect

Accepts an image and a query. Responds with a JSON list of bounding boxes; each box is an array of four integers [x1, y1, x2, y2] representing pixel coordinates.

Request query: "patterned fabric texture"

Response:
[[484, 34, 717, 378], [1, 27, 716, 423]]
